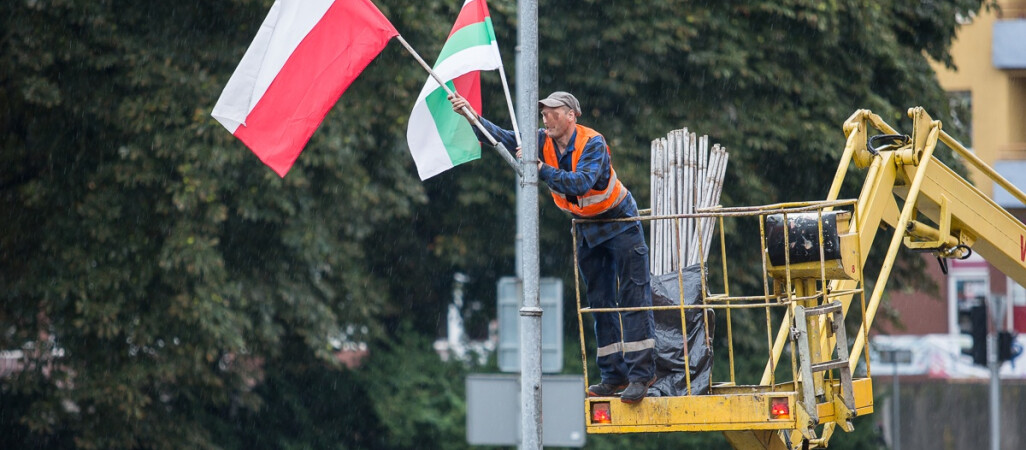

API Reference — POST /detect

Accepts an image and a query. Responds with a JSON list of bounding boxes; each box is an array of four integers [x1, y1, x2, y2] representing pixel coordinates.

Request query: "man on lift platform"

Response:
[[449, 91, 656, 403]]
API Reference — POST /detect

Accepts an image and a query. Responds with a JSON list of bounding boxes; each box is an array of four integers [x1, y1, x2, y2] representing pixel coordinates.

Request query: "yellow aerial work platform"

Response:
[[575, 199, 872, 448], [586, 379, 874, 434], [571, 107, 1026, 449]]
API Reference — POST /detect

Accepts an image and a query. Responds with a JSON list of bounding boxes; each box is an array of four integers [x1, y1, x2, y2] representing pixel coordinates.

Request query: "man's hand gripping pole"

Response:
[[396, 35, 523, 178]]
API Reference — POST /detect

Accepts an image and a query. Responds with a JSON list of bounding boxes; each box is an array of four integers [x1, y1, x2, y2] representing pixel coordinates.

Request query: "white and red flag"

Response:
[[212, 0, 397, 177], [406, 0, 505, 180]]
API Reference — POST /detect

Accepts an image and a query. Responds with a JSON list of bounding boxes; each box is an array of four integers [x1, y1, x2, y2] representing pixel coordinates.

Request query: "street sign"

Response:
[[466, 374, 585, 447], [497, 277, 564, 373], [878, 348, 913, 364]]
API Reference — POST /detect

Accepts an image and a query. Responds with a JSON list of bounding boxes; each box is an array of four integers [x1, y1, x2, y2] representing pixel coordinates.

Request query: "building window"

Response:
[[948, 256, 988, 335], [1012, 281, 1026, 307], [946, 90, 973, 149], [1010, 277, 1026, 332]]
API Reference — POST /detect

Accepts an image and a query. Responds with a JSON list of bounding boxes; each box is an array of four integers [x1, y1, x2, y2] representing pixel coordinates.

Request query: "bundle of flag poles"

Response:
[[649, 129, 729, 275]]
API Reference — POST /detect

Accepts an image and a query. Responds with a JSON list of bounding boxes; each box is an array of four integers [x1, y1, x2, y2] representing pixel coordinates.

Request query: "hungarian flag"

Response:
[[406, 0, 504, 180], [212, 0, 398, 177]]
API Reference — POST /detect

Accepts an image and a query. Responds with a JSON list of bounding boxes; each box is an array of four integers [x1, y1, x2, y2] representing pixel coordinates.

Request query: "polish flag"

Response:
[[212, 0, 398, 177]]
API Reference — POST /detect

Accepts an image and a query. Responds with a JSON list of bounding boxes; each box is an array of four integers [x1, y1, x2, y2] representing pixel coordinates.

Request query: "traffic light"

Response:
[[959, 303, 987, 366], [998, 331, 1016, 363]]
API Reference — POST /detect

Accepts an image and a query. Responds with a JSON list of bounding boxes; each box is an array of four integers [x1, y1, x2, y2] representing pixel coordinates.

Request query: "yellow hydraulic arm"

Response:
[[834, 107, 1026, 286], [734, 107, 1026, 449], [577, 107, 1026, 450]]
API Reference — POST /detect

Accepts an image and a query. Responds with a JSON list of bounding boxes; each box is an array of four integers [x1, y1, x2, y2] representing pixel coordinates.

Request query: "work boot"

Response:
[[587, 382, 628, 397], [620, 377, 656, 404]]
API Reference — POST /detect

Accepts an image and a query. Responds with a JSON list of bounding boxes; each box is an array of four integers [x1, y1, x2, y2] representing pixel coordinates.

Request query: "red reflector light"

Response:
[[591, 402, 612, 424], [770, 397, 790, 419]]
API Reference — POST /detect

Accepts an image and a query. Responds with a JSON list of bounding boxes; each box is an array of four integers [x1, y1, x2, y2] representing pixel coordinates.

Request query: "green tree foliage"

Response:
[[0, 0, 981, 448], [0, 0, 441, 447], [212, 329, 468, 450]]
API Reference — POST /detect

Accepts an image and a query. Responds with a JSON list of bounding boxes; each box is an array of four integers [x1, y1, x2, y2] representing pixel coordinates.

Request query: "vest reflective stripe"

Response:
[[542, 124, 627, 217], [577, 168, 625, 208]]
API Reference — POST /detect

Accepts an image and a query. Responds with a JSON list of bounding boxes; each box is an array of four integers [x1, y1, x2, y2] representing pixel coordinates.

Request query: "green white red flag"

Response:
[[406, 0, 504, 180], [212, 0, 397, 177]]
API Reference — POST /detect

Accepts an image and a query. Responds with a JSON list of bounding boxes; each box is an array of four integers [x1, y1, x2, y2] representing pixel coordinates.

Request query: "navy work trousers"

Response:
[[578, 223, 655, 384]]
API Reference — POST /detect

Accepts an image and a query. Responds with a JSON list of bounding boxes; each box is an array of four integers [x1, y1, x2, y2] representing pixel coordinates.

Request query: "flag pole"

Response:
[[497, 65, 523, 147], [395, 35, 523, 177]]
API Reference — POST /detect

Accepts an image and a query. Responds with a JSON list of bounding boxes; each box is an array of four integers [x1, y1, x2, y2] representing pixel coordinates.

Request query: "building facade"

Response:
[[903, 1, 1026, 337]]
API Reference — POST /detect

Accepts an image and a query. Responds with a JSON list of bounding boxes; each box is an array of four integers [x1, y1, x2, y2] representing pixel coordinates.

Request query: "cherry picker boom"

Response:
[[573, 107, 1026, 449]]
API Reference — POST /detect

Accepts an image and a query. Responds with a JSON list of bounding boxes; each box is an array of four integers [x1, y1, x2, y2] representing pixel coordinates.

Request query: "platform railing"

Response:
[[572, 198, 867, 407]]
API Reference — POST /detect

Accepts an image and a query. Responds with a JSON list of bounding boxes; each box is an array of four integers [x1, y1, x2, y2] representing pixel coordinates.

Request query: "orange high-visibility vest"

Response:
[[542, 124, 627, 217]]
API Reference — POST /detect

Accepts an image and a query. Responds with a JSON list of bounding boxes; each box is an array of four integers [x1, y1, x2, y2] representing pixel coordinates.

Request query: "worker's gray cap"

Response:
[[538, 91, 581, 115]]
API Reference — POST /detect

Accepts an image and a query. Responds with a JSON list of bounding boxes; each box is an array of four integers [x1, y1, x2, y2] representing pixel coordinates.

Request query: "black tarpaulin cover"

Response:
[[648, 264, 715, 396]]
